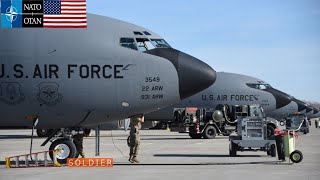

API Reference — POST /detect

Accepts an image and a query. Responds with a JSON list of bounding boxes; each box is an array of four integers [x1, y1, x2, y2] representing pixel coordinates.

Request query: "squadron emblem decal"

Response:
[[37, 82, 63, 106], [0, 82, 25, 105]]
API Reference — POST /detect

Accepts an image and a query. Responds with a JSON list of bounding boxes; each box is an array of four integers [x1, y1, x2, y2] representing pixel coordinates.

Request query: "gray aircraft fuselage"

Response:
[[0, 14, 216, 129], [146, 72, 298, 121], [310, 107, 320, 118], [287, 98, 317, 119]]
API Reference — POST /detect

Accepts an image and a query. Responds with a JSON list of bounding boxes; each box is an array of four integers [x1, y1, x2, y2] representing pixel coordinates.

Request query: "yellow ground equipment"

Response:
[[275, 118, 304, 163], [283, 130, 303, 163]]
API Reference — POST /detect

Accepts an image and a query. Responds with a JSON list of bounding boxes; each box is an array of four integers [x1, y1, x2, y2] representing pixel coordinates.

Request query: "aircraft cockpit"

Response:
[[119, 31, 171, 51], [246, 83, 273, 90]]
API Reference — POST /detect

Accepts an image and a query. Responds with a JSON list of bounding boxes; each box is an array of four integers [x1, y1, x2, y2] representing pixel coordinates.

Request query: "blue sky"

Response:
[[87, 0, 320, 102]]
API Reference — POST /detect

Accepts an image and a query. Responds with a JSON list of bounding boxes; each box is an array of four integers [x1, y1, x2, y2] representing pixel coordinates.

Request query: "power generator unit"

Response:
[[229, 115, 276, 157]]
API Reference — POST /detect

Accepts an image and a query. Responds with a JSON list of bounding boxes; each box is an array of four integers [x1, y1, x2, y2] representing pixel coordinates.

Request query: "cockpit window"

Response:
[[133, 31, 143, 35], [120, 38, 138, 50], [150, 39, 171, 48], [136, 38, 155, 51], [264, 84, 272, 88], [259, 85, 267, 90], [246, 84, 259, 89], [119, 37, 171, 52], [246, 83, 272, 90], [143, 31, 151, 35]]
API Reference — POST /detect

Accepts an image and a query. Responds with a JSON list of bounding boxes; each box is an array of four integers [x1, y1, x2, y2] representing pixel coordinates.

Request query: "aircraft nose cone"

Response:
[[313, 108, 320, 118], [176, 50, 217, 99], [306, 106, 313, 113], [145, 48, 216, 99], [294, 99, 308, 112], [263, 88, 292, 109]]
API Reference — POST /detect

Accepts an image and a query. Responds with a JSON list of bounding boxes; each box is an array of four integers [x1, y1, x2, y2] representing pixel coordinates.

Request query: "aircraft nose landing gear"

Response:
[[42, 128, 82, 164], [49, 138, 77, 164]]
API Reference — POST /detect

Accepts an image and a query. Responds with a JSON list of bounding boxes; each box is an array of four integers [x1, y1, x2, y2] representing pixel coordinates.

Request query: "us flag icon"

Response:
[[43, 0, 87, 28]]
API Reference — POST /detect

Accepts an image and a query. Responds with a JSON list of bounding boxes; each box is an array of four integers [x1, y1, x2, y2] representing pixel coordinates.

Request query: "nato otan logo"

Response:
[[0, 0, 23, 28], [1, 0, 87, 28]]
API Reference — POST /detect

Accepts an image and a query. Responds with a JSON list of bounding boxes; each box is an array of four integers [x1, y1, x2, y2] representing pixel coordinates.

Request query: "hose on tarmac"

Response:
[[111, 130, 129, 159]]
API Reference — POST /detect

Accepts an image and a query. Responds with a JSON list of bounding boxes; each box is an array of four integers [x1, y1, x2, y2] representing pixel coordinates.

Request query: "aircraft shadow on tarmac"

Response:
[[111, 137, 229, 141], [139, 136, 229, 140], [86, 134, 190, 139], [149, 154, 293, 165], [153, 154, 263, 158], [140, 137, 195, 140]]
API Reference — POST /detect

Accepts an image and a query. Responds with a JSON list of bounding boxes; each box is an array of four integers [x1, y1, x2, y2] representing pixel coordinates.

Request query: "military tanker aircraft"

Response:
[[0, 14, 216, 162]]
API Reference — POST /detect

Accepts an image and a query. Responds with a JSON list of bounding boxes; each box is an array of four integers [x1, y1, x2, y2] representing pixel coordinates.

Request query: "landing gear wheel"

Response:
[[267, 125, 275, 138], [203, 126, 217, 139], [189, 132, 202, 139], [290, 150, 303, 163], [160, 122, 167, 129], [49, 138, 77, 164], [75, 149, 80, 158], [268, 144, 276, 157], [229, 141, 238, 157], [37, 129, 52, 137]]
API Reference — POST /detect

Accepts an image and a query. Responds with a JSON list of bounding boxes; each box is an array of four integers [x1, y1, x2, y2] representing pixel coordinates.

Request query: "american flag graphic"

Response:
[[43, 0, 87, 28]]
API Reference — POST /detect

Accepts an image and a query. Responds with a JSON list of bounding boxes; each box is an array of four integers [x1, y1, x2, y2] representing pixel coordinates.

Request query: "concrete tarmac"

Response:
[[0, 121, 319, 180]]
